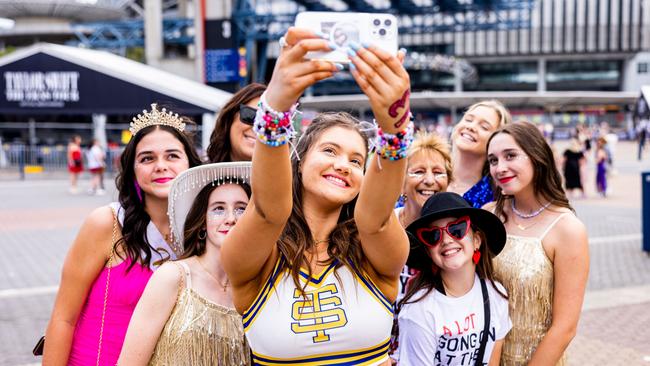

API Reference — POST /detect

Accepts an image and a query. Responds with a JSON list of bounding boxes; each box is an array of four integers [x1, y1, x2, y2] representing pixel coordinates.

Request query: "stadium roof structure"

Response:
[[0, 43, 232, 115], [0, 0, 129, 22]]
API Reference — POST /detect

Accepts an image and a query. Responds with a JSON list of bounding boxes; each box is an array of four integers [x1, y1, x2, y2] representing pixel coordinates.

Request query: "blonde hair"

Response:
[[407, 131, 454, 183], [465, 100, 512, 128]]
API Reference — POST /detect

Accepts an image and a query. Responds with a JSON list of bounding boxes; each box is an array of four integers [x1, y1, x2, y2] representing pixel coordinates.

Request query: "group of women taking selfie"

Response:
[[43, 27, 589, 366]]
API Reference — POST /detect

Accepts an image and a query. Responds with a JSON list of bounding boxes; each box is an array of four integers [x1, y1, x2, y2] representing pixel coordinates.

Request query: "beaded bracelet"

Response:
[[376, 117, 414, 161], [253, 93, 298, 147]]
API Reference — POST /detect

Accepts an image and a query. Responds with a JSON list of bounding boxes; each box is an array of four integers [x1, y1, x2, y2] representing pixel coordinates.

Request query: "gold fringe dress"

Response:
[[493, 213, 569, 366], [149, 261, 250, 366]]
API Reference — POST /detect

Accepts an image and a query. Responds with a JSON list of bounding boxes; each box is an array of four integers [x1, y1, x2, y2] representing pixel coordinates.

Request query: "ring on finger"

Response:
[[279, 36, 289, 48]]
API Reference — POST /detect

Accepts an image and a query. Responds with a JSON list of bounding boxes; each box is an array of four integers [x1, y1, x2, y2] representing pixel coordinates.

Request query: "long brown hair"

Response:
[[398, 226, 506, 311], [487, 121, 573, 223], [206, 83, 266, 163], [116, 124, 202, 270], [279, 112, 370, 294], [180, 182, 252, 258]]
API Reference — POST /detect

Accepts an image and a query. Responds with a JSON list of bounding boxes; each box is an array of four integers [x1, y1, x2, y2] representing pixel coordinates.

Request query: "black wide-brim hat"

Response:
[[405, 192, 506, 271]]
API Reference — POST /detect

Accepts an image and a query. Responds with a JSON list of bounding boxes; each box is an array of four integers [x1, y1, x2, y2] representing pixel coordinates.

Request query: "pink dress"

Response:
[[68, 259, 152, 366]]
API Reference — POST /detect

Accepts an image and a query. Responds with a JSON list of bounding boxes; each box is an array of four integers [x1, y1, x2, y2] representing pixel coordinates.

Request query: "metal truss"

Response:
[[69, 18, 193, 52]]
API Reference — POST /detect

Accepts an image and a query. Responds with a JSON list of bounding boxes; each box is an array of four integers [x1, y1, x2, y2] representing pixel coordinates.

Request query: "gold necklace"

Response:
[[196, 257, 229, 292], [314, 238, 329, 245]]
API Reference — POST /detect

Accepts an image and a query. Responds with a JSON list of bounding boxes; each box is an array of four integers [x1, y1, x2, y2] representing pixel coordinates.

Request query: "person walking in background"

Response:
[[595, 137, 608, 197], [67, 135, 83, 194], [119, 162, 252, 365], [397, 192, 511, 366], [562, 138, 586, 199], [87, 138, 106, 195], [206, 83, 266, 163], [43, 104, 202, 366], [221, 28, 411, 364], [486, 121, 589, 365], [448, 100, 512, 208], [638, 118, 648, 161]]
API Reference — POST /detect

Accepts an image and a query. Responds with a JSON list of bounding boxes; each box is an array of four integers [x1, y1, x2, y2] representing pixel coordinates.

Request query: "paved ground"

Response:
[[0, 141, 649, 365]]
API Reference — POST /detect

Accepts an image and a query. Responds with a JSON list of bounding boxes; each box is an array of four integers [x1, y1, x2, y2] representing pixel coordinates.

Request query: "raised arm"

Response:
[[528, 214, 589, 365], [118, 262, 181, 365], [43, 206, 114, 365], [350, 44, 411, 290], [221, 28, 340, 310]]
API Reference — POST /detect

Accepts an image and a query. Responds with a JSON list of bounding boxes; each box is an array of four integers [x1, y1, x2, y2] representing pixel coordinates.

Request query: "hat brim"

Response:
[[168, 162, 252, 255], [405, 207, 506, 271]]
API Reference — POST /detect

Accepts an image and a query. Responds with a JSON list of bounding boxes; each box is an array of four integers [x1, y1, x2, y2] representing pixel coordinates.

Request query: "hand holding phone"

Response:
[[295, 12, 399, 63]]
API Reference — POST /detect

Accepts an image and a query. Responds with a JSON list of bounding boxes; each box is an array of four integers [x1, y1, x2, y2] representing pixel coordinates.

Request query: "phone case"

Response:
[[295, 12, 399, 63]]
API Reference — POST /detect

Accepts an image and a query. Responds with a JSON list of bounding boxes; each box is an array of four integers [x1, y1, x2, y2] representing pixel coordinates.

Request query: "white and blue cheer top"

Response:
[[243, 258, 394, 365]]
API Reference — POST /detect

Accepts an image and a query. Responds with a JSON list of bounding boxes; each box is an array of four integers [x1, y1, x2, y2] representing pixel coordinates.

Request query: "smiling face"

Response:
[[487, 133, 534, 196], [205, 184, 249, 248], [229, 97, 260, 161], [452, 105, 501, 156], [403, 150, 449, 209], [300, 126, 367, 209], [425, 216, 480, 274], [134, 129, 190, 200]]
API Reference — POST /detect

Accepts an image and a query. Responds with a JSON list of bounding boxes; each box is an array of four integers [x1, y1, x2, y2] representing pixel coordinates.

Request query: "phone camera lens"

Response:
[[384, 19, 392, 26], [379, 28, 387, 36], [373, 19, 381, 26]]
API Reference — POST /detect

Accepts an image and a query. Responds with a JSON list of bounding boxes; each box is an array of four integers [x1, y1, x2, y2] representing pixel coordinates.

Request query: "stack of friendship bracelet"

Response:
[[253, 93, 297, 147], [376, 115, 414, 161]]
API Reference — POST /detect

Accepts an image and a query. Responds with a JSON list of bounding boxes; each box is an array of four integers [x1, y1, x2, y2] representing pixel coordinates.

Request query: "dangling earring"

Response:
[[198, 229, 207, 240], [134, 179, 143, 202], [397, 194, 407, 207], [472, 248, 481, 265]]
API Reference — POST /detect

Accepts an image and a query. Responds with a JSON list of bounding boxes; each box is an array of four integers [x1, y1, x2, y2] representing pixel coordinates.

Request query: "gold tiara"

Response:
[[129, 103, 186, 136]]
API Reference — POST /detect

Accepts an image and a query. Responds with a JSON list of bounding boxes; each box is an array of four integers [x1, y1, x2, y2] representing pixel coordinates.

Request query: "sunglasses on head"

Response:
[[416, 216, 471, 248], [239, 104, 257, 125]]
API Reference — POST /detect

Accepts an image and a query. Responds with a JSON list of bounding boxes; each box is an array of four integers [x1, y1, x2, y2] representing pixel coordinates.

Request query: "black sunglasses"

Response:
[[239, 104, 257, 126]]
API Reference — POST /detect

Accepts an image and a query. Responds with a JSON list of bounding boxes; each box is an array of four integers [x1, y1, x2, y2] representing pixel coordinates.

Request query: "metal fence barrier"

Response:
[[0, 144, 124, 179]]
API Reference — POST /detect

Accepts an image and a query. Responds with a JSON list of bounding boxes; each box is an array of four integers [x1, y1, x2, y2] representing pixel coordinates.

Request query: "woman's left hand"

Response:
[[348, 45, 410, 134]]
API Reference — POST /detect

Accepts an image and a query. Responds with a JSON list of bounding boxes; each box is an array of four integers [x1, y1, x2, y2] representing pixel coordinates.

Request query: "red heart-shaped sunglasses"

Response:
[[416, 216, 471, 248]]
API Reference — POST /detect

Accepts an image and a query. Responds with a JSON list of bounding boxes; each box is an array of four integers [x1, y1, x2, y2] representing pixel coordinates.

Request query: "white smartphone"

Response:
[[294, 11, 399, 63]]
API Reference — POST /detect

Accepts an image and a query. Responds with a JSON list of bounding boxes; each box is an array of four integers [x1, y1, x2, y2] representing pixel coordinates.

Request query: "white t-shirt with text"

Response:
[[397, 274, 511, 366]]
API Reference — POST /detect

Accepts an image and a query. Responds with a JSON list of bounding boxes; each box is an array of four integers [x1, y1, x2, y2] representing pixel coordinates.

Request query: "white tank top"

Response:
[[243, 258, 394, 365]]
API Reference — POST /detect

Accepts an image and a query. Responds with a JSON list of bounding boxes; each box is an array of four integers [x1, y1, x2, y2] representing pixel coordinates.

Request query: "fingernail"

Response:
[[349, 41, 361, 51], [399, 47, 407, 55], [361, 41, 373, 49], [315, 31, 328, 39], [349, 63, 356, 71], [346, 48, 356, 57], [327, 41, 338, 50], [334, 63, 344, 71]]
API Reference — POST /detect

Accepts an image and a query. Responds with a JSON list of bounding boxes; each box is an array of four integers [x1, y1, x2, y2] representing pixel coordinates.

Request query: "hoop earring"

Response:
[[472, 248, 481, 265], [198, 229, 207, 240]]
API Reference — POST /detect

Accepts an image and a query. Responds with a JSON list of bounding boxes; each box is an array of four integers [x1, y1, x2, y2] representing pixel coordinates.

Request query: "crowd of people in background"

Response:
[[40, 27, 597, 366]]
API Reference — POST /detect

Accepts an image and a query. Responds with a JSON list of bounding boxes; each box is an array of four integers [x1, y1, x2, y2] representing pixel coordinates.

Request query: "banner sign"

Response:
[[0, 52, 210, 115], [204, 19, 240, 83]]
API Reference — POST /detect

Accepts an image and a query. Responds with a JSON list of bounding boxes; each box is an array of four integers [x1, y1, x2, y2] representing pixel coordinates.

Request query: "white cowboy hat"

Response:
[[167, 161, 252, 253]]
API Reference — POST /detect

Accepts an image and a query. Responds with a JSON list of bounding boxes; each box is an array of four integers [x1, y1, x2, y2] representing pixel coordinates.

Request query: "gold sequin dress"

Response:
[[493, 213, 569, 366], [149, 261, 250, 366]]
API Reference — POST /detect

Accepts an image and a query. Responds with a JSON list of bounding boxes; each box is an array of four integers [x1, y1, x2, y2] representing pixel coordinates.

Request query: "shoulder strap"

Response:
[[96, 206, 118, 366], [540, 212, 570, 240], [475, 278, 490, 366], [177, 261, 193, 289]]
